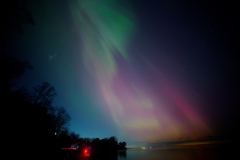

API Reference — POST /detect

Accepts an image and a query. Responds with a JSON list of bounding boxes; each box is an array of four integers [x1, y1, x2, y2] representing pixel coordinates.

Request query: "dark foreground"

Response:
[[19, 143, 236, 160], [48, 150, 123, 160], [77, 144, 235, 160]]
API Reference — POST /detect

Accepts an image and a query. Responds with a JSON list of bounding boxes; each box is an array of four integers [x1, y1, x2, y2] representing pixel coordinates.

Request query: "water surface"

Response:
[[75, 144, 234, 160], [118, 145, 233, 160]]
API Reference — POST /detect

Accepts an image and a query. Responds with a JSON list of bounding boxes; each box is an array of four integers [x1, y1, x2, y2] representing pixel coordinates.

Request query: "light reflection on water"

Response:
[[118, 145, 233, 160]]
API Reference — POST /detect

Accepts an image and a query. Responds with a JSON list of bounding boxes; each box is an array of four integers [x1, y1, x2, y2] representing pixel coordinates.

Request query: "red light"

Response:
[[84, 149, 88, 154]]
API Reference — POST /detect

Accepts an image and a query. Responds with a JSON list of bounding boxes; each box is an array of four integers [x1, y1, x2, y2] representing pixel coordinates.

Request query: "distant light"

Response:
[[55, 132, 57, 135]]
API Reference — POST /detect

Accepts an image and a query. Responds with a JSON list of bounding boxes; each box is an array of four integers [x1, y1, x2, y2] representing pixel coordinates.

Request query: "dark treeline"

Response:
[[89, 136, 127, 159], [0, 57, 78, 152], [1, 1, 126, 159], [91, 136, 127, 152]]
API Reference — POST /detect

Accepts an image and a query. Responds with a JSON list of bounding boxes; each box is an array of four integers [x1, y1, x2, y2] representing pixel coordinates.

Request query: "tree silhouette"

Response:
[[0, 52, 32, 92], [0, 0, 34, 93], [109, 136, 118, 150], [0, 0, 78, 156], [29, 82, 71, 139], [30, 82, 57, 108], [69, 132, 80, 148], [90, 136, 127, 152], [57, 129, 71, 149], [118, 141, 127, 150], [50, 106, 71, 135], [0, 0, 34, 38]]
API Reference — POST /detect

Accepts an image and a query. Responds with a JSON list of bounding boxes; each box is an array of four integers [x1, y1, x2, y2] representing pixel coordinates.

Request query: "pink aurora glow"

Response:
[[97, 66, 211, 142]]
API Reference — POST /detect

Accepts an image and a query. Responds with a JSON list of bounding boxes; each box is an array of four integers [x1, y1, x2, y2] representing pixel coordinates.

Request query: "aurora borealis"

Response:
[[70, 0, 212, 142], [8, 0, 239, 146]]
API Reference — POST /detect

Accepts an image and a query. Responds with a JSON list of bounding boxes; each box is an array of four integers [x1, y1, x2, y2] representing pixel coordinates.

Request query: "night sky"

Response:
[[7, 0, 239, 147]]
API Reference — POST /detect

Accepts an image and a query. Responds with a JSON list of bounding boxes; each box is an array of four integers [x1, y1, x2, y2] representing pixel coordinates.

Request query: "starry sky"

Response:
[[8, 0, 239, 146]]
